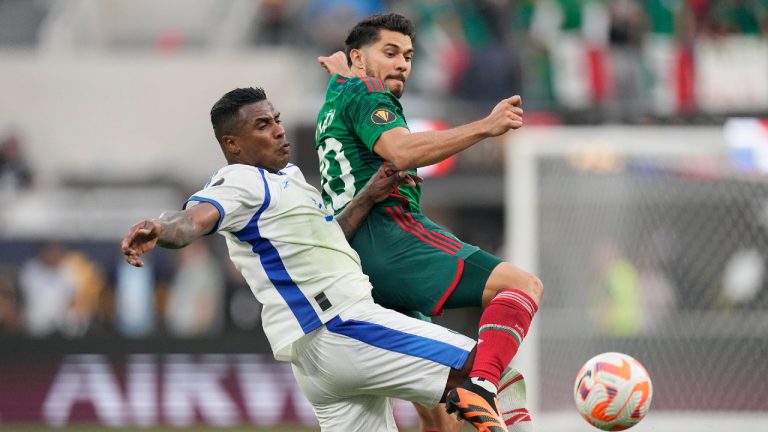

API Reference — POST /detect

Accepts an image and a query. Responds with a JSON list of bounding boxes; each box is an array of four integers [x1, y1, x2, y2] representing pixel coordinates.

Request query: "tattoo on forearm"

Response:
[[156, 211, 198, 248], [337, 199, 372, 241]]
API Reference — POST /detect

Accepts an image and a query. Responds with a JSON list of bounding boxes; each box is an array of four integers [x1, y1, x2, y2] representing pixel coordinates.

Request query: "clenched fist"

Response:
[[482, 95, 524, 137]]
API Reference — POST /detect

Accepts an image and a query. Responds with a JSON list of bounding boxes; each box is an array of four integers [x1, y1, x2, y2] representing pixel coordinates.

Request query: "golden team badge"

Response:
[[371, 109, 396, 125]]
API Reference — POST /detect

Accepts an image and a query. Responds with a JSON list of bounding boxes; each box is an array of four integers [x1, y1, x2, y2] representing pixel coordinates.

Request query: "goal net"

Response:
[[506, 126, 768, 432]]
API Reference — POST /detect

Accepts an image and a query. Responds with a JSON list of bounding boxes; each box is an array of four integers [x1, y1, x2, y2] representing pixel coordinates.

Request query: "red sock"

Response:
[[470, 289, 538, 387]]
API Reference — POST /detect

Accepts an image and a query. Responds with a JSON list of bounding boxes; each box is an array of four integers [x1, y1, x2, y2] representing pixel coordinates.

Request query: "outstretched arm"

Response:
[[121, 203, 220, 267], [376, 96, 524, 170], [336, 165, 422, 241]]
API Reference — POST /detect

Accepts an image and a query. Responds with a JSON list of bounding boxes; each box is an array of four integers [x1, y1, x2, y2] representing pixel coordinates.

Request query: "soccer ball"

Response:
[[573, 352, 653, 430]]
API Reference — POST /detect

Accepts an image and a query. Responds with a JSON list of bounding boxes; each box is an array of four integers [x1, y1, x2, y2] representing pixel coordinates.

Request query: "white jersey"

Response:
[[185, 163, 372, 361]]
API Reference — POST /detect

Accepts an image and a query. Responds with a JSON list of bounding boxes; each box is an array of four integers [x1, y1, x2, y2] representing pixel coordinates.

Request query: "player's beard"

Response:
[[387, 81, 405, 98], [367, 67, 405, 98]]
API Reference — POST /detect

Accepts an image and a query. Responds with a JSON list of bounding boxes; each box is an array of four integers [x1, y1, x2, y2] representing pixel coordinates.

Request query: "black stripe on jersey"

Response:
[[315, 292, 332, 311]]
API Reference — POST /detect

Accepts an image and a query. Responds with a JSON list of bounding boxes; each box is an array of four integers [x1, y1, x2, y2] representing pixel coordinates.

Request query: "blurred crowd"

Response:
[[245, 0, 768, 118], [2, 0, 767, 120], [0, 237, 267, 339], [0, 128, 257, 339]]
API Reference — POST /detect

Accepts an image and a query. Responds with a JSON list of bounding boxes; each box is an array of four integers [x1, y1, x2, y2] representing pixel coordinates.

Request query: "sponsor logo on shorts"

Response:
[[371, 109, 396, 125]]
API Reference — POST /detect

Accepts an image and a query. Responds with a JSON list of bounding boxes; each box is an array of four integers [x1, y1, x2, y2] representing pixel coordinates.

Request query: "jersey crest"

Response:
[[371, 109, 396, 125]]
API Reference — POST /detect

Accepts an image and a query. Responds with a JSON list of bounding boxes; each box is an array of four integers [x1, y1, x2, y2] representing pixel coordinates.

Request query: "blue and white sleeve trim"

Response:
[[184, 196, 225, 235]]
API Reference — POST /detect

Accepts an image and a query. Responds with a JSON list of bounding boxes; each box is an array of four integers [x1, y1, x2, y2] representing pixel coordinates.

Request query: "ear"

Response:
[[349, 48, 365, 71], [222, 135, 240, 155]]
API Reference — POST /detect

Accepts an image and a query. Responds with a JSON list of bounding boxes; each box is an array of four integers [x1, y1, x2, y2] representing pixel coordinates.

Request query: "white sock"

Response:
[[470, 377, 498, 395], [497, 369, 533, 432]]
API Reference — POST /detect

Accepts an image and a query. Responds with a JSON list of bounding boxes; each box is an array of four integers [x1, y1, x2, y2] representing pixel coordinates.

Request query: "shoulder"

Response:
[[280, 163, 305, 182], [199, 164, 273, 198], [213, 164, 265, 185], [342, 76, 389, 96], [338, 77, 401, 115]]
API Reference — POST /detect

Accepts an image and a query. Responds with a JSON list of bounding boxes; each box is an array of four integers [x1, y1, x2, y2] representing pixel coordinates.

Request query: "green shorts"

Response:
[[350, 203, 503, 317]]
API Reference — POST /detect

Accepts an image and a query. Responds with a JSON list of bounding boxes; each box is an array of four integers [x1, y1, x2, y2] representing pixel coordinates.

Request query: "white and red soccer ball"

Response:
[[573, 352, 653, 430]]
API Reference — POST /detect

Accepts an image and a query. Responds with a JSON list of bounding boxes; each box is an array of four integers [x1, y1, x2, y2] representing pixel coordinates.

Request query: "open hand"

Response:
[[121, 220, 160, 267], [363, 165, 423, 203]]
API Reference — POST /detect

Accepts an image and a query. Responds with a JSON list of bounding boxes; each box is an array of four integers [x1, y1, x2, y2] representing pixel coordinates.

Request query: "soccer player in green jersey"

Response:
[[315, 13, 542, 432]]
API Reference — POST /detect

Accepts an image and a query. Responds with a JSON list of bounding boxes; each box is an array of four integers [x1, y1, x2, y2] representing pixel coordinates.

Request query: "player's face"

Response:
[[234, 101, 290, 173], [360, 30, 413, 98]]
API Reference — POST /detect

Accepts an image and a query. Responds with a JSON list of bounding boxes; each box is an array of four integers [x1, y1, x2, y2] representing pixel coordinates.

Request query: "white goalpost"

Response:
[[506, 126, 768, 432]]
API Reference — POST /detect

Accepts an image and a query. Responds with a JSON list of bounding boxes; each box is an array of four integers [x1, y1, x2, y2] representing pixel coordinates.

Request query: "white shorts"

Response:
[[290, 297, 476, 432]]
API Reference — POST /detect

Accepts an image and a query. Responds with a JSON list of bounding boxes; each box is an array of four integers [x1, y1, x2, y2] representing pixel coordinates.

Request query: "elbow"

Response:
[[386, 150, 417, 171], [376, 135, 419, 170]]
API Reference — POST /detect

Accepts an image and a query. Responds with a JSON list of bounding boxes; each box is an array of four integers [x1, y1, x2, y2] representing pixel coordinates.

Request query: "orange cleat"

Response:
[[446, 379, 508, 432]]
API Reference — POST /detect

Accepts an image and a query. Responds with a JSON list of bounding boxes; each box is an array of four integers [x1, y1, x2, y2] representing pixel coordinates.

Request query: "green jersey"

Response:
[[315, 74, 421, 215]]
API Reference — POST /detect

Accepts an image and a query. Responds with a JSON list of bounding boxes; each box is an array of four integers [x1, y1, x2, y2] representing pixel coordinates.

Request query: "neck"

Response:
[[353, 70, 367, 79]]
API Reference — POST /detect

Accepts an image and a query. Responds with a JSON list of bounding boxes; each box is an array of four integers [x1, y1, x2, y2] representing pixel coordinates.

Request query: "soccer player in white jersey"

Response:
[[120, 87, 506, 432]]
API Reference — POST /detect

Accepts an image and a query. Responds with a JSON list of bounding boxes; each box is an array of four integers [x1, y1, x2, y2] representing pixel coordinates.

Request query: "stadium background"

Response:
[[1, 0, 767, 431]]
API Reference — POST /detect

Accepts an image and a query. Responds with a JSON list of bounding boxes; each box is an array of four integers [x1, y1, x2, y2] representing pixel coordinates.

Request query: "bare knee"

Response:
[[483, 262, 544, 307], [523, 272, 544, 303]]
